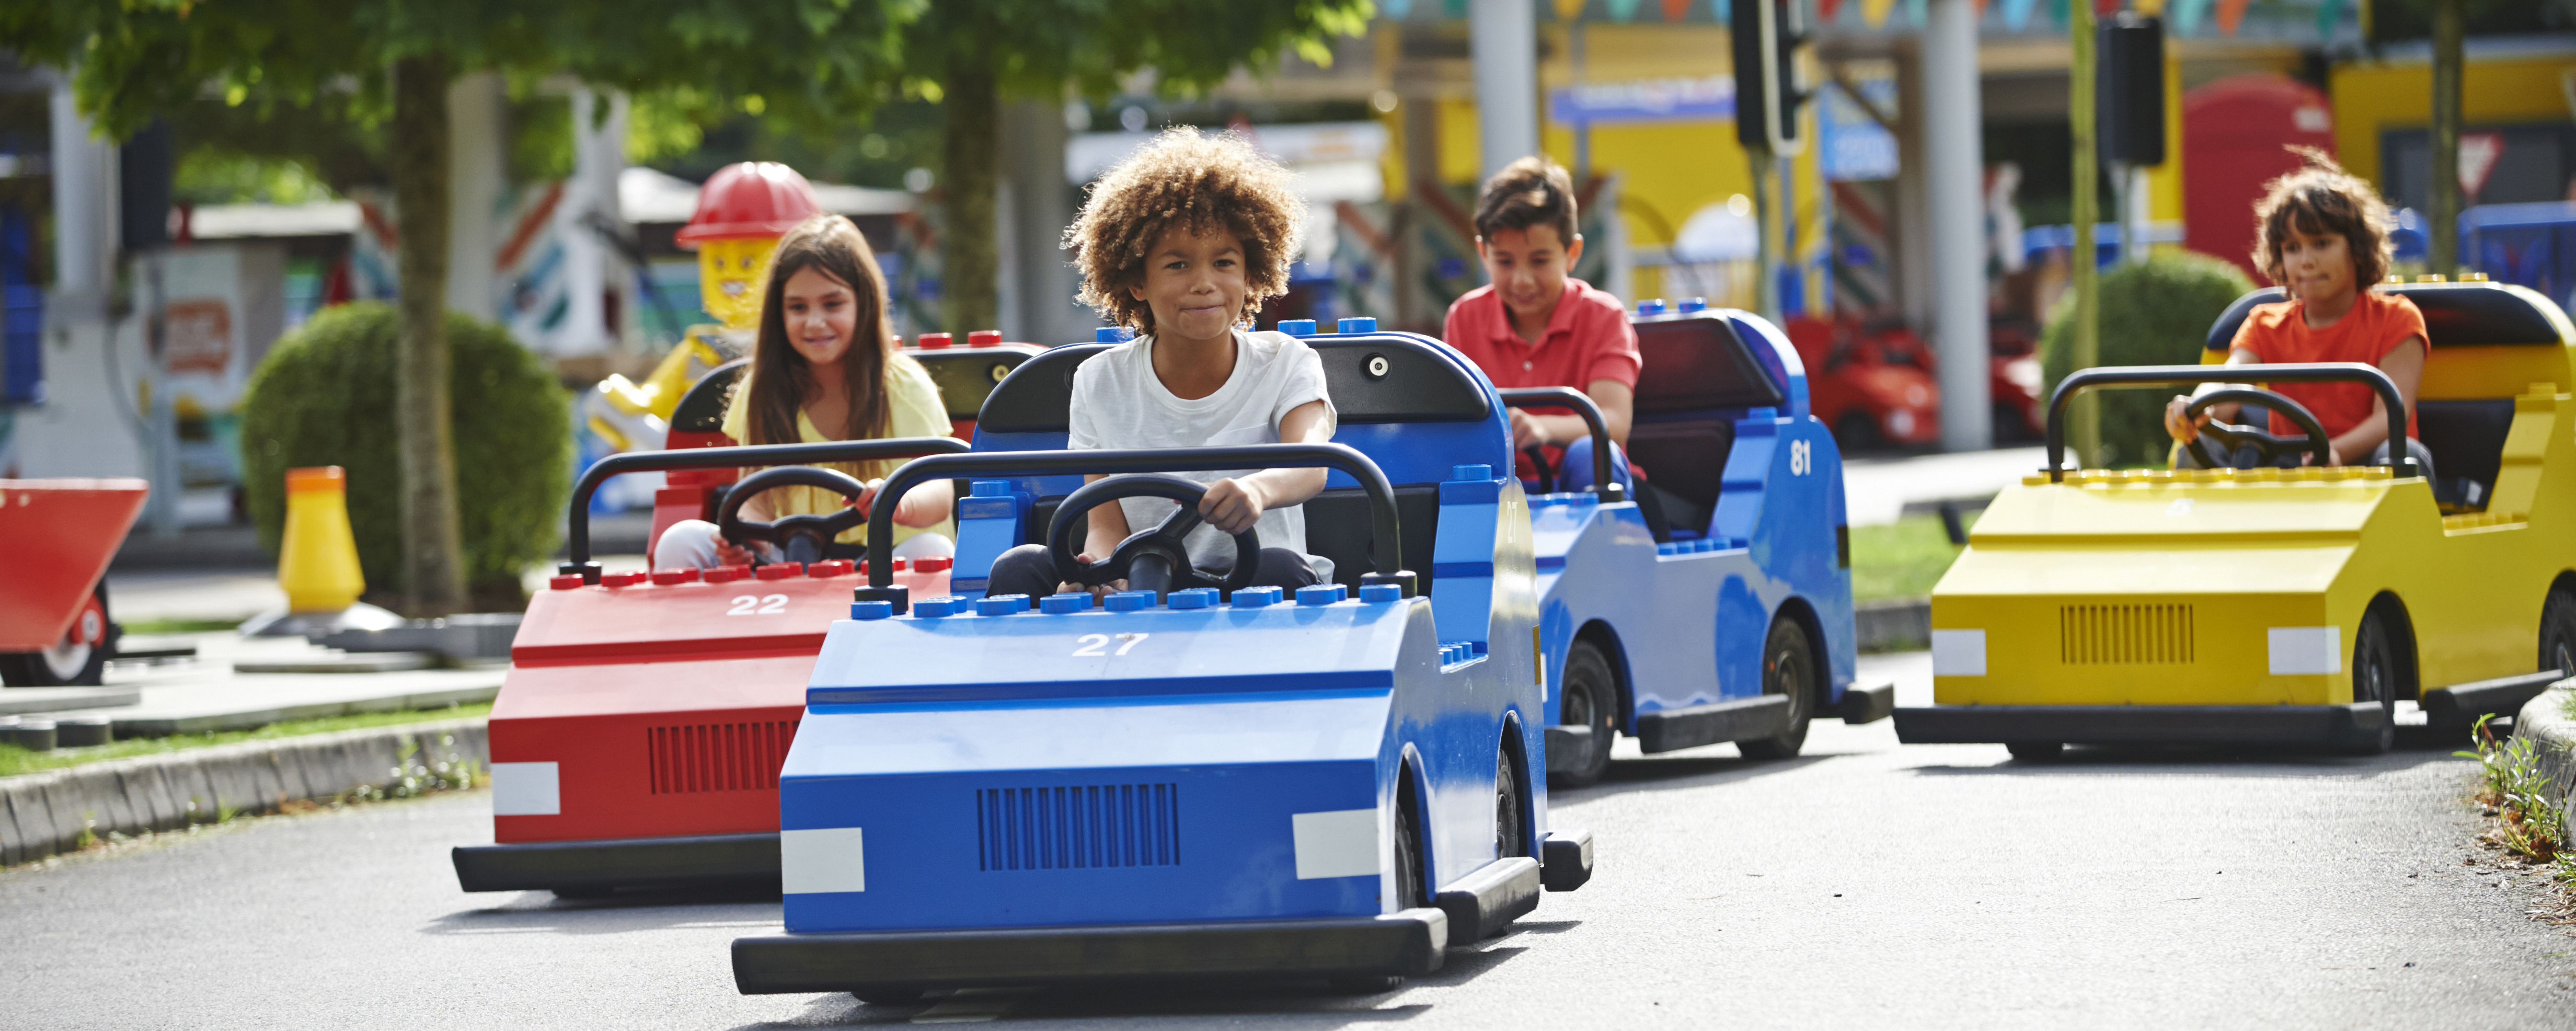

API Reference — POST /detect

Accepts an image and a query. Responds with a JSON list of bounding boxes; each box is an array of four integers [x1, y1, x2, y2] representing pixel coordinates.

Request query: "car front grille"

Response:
[[977, 783, 1180, 871], [646, 719, 798, 795], [2059, 603, 2195, 665]]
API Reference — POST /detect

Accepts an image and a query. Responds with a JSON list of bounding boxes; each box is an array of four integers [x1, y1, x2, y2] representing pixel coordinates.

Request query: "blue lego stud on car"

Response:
[[1278, 319, 1318, 337], [1337, 317, 1377, 334], [1095, 327, 1135, 343], [1636, 298, 1666, 315]]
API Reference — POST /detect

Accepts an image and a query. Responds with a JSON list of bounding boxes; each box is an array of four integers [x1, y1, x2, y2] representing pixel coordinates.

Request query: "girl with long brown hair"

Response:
[[654, 214, 956, 568]]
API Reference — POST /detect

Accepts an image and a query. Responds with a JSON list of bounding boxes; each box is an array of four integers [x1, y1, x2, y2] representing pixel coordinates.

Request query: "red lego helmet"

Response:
[[674, 162, 824, 249]]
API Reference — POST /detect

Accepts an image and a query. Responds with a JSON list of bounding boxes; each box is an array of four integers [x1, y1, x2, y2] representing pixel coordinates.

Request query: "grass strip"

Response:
[[117, 618, 246, 636], [1849, 511, 1979, 602], [0, 702, 490, 778]]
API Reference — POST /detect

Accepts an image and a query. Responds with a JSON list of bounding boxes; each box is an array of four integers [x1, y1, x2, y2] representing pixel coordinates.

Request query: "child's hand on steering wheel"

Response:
[[2163, 394, 2213, 443], [712, 535, 755, 567], [1055, 553, 1128, 601], [1199, 477, 1266, 535]]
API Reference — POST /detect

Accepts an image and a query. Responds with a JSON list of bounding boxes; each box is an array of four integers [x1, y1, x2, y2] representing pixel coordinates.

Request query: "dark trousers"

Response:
[[984, 543, 1320, 600]]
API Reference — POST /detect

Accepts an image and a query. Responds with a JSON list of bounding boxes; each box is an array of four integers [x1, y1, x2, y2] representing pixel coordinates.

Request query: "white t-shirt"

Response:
[[1067, 328, 1338, 582]]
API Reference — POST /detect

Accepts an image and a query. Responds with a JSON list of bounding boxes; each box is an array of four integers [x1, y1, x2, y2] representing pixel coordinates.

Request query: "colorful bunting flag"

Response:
[[2002, 0, 2039, 30], [1554, 0, 1590, 20], [1662, 0, 1694, 21], [2170, 0, 2209, 31], [1819, 0, 1844, 22], [1906, 0, 1927, 27], [1380, 0, 1413, 16], [1862, 0, 1898, 27], [1607, 0, 1644, 17], [2215, 0, 2248, 34]]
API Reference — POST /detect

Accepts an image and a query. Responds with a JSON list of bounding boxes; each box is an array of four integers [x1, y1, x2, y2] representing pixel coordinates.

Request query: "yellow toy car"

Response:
[[1895, 281, 2576, 757]]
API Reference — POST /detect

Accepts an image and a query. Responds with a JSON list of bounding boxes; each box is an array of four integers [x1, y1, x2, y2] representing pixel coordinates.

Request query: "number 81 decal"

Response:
[[1788, 439, 1812, 476]]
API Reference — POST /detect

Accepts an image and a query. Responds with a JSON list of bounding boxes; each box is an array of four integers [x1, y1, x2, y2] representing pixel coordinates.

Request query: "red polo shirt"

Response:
[[1443, 278, 1642, 394], [1443, 278, 1642, 480]]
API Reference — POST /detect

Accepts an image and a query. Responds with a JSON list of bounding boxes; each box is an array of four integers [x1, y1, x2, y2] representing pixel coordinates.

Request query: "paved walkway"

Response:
[[1842, 445, 2046, 526]]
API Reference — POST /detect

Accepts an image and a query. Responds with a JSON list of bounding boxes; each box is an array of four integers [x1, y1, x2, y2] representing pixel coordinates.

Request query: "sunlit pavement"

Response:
[[3, 679, 2567, 1030]]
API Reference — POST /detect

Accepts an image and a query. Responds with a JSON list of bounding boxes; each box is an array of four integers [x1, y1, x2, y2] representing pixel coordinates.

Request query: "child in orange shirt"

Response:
[[2164, 151, 2431, 473]]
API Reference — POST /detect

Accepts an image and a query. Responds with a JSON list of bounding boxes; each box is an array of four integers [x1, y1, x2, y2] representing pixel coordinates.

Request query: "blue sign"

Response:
[[1550, 76, 1735, 127], [1821, 78, 1899, 182]]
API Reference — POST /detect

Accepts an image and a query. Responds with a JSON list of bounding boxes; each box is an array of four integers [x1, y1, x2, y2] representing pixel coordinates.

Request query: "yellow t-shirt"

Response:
[[720, 353, 956, 547]]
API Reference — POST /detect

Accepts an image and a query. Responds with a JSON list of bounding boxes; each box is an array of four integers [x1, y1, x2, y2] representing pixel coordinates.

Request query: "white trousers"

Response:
[[652, 519, 954, 570]]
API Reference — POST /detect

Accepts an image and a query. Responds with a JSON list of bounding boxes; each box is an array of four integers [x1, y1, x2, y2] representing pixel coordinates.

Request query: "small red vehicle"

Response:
[[0, 478, 146, 686], [1786, 315, 2044, 450], [455, 339, 1046, 897]]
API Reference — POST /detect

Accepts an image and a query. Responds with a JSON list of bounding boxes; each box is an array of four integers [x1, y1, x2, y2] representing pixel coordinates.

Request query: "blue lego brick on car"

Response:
[[1040, 593, 1092, 614], [1105, 591, 1155, 612], [1168, 588, 1218, 610], [1337, 317, 1377, 333], [852, 600, 894, 621], [1234, 586, 1283, 608], [914, 596, 968, 617], [1278, 319, 1318, 337], [976, 595, 1029, 616]]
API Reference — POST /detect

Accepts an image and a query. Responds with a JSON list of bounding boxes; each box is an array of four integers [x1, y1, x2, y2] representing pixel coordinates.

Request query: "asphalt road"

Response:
[[5, 709, 2570, 1029]]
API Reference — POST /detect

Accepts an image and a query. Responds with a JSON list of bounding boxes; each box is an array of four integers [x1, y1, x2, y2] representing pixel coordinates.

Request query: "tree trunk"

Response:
[[390, 56, 470, 616], [2429, 0, 2463, 276], [942, 64, 999, 335]]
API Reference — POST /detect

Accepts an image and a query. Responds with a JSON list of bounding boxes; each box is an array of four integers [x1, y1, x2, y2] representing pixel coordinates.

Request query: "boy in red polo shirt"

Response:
[[1443, 157, 1648, 503], [2165, 151, 2432, 473]]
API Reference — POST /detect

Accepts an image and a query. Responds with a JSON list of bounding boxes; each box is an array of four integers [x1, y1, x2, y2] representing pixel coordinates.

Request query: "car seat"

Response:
[[1626, 316, 1791, 537]]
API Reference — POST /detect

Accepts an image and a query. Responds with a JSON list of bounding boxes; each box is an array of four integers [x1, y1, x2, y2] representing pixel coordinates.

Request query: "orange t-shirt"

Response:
[[2228, 289, 2425, 439]]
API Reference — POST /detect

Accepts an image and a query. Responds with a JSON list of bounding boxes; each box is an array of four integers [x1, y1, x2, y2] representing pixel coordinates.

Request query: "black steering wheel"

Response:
[[1047, 474, 1261, 599], [2184, 387, 2334, 471], [717, 465, 871, 566]]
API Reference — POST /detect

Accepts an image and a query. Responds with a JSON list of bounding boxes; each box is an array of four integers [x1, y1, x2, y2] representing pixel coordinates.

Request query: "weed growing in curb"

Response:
[[2457, 715, 2564, 863]]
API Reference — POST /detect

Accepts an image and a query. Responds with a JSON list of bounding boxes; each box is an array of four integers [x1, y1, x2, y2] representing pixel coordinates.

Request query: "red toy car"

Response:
[[0, 478, 146, 686], [1786, 315, 1941, 451], [452, 433, 968, 897]]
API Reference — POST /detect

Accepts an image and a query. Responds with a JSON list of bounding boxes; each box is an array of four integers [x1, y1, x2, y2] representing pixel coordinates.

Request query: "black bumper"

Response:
[[731, 908, 1449, 995], [452, 832, 779, 893], [2422, 672, 2566, 732], [1892, 702, 2387, 748]]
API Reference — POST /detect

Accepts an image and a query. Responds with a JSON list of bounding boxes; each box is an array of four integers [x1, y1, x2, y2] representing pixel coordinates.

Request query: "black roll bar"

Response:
[[2042, 363, 2414, 483], [559, 437, 971, 578], [1496, 387, 1627, 502], [857, 443, 1413, 610]]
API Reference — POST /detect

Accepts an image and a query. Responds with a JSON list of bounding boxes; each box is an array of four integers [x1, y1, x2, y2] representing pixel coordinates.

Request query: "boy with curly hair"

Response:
[[2164, 149, 2432, 473], [984, 130, 1337, 600]]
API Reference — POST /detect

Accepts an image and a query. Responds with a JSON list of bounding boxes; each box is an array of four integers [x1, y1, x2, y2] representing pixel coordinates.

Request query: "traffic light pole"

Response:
[[2069, 0, 2101, 466], [1752, 145, 1778, 323]]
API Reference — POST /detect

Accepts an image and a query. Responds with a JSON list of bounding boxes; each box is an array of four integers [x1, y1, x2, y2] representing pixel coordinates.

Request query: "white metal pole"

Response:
[[446, 72, 506, 320], [1925, 0, 1991, 452], [1470, 0, 1539, 180]]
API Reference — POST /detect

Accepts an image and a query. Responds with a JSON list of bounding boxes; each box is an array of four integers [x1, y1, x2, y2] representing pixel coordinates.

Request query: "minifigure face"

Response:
[[699, 236, 781, 330]]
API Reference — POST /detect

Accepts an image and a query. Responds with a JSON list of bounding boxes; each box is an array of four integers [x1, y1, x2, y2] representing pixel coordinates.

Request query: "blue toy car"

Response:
[[730, 320, 1593, 1001], [1511, 303, 1888, 786]]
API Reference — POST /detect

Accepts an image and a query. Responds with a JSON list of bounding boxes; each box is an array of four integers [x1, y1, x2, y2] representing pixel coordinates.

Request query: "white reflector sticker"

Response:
[[780, 827, 867, 894], [1930, 629, 1987, 676], [1292, 808, 1379, 880], [489, 762, 559, 816], [2268, 626, 2342, 675]]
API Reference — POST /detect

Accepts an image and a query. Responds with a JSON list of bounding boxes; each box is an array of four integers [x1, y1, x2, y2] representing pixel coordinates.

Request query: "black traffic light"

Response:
[[1732, 0, 1810, 155], [2098, 14, 2166, 166]]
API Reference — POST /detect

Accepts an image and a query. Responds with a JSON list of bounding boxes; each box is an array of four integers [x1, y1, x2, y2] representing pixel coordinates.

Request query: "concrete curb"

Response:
[[2513, 681, 2576, 829], [1857, 599, 1931, 653], [0, 718, 488, 866]]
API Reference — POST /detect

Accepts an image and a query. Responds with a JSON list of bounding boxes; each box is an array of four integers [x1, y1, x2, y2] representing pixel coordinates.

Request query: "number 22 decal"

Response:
[[1072, 633, 1150, 657], [727, 594, 789, 615]]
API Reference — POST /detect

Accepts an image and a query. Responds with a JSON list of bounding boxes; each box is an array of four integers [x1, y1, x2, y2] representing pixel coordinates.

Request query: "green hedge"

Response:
[[239, 302, 570, 598], [2040, 253, 2258, 467]]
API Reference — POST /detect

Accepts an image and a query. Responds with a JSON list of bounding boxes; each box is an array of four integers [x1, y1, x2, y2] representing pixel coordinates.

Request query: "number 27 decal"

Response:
[[1072, 633, 1149, 657], [727, 594, 789, 615]]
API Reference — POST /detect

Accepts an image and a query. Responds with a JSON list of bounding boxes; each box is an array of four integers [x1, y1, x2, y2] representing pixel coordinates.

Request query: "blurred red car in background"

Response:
[[1785, 315, 2043, 452]]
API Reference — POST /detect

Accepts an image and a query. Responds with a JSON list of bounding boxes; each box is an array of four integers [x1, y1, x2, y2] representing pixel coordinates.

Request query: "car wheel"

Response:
[[1552, 641, 1617, 788], [850, 987, 926, 1006], [0, 582, 115, 688], [2349, 609, 2400, 754], [1738, 617, 1815, 760], [2538, 587, 2576, 678], [1494, 747, 1527, 861], [2005, 741, 2063, 762], [549, 886, 616, 900], [1327, 974, 1405, 994], [1393, 770, 1429, 911]]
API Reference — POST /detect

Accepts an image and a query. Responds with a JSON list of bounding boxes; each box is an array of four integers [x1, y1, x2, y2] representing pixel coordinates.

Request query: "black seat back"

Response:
[[670, 359, 748, 437], [1625, 315, 1785, 519]]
